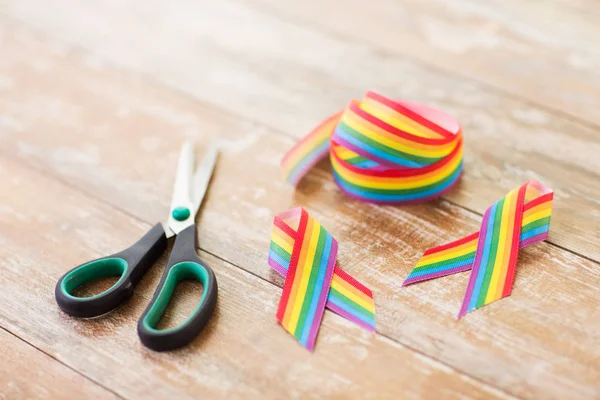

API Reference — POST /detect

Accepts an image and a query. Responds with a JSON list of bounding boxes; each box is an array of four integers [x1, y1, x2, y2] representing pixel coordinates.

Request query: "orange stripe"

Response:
[[492, 191, 518, 299], [522, 201, 551, 220], [282, 217, 313, 328], [344, 108, 456, 154], [418, 236, 478, 265], [332, 272, 373, 304]]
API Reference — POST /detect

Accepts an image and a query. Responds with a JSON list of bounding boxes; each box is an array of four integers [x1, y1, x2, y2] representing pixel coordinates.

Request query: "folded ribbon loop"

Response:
[[281, 91, 464, 204], [269, 207, 375, 351], [403, 180, 553, 317]]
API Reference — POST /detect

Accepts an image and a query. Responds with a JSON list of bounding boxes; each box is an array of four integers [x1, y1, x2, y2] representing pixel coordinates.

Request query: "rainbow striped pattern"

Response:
[[269, 208, 376, 351], [281, 92, 463, 204], [403, 180, 553, 318]]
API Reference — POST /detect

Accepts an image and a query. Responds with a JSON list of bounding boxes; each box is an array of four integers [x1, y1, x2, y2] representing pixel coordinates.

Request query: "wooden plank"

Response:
[[242, 0, 600, 125], [2, 2, 599, 262], [0, 157, 509, 400], [0, 25, 598, 399], [0, 329, 117, 399]]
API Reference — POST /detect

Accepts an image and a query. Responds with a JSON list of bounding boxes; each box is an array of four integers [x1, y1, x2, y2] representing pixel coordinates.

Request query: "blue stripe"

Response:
[[520, 225, 549, 241], [334, 127, 426, 168], [407, 257, 475, 279], [299, 233, 333, 346], [288, 140, 330, 182], [468, 202, 498, 312], [327, 293, 375, 327], [268, 249, 290, 271], [332, 164, 462, 202]]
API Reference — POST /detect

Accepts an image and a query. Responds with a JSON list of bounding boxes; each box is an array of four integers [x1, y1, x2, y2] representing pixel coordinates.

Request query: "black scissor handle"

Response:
[[137, 224, 218, 351], [55, 223, 167, 318]]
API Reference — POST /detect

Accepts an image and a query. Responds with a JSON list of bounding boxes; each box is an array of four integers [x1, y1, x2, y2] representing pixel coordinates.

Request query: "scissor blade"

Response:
[[167, 141, 196, 236], [191, 142, 219, 215]]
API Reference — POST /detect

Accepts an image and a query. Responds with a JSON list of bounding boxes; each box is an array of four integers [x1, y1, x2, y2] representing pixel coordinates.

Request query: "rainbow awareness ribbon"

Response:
[[268, 208, 376, 351], [281, 92, 463, 204], [403, 180, 554, 317]]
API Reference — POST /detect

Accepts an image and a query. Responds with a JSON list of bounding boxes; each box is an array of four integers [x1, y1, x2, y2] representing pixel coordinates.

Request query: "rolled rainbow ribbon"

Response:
[[281, 92, 463, 204]]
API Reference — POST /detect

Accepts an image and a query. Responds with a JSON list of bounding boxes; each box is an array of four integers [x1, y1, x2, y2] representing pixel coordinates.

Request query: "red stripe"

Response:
[[280, 111, 341, 166], [330, 135, 462, 178], [502, 183, 528, 298], [273, 216, 297, 239], [333, 265, 373, 297], [275, 209, 308, 322], [422, 232, 479, 256], [348, 101, 457, 146], [523, 192, 554, 211], [365, 91, 454, 139]]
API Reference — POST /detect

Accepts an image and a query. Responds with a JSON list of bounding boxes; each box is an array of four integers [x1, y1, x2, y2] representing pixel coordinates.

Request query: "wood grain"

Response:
[[0, 156, 509, 400], [0, 24, 598, 399], [0, 329, 117, 400], [2, 1, 599, 262], [244, 0, 600, 126]]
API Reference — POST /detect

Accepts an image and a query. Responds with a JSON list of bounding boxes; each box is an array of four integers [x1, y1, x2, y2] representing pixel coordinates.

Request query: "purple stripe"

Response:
[[333, 135, 408, 169], [520, 232, 549, 248], [327, 302, 376, 332], [458, 207, 491, 318], [403, 264, 473, 286], [333, 171, 463, 205], [305, 239, 338, 352], [268, 258, 287, 277]]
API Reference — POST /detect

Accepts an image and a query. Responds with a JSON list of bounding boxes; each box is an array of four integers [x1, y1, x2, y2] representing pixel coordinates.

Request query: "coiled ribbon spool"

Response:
[[281, 92, 463, 204], [403, 180, 553, 318]]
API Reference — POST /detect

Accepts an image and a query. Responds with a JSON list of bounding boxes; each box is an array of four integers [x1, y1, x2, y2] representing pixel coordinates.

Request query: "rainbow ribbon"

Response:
[[269, 208, 375, 351], [403, 180, 553, 317], [281, 92, 463, 204]]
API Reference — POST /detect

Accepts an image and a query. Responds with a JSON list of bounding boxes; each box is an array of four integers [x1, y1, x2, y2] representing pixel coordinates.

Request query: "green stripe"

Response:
[[294, 226, 327, 339], [329, 287, 374, 321], [477, 199, 504, 307], [270, 242, 291, 262], [339, 121, 442, 165], [336, 162, 461, 195], [411, 251, 476, 274], [345, 155, 368, 165], [522, 216, 551, 233]]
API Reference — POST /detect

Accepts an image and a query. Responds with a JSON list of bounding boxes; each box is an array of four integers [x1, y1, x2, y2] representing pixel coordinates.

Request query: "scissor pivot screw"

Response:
[[172, 207, 191, 221]]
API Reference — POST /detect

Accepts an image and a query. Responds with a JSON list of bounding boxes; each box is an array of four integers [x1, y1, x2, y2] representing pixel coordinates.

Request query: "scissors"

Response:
[[55, 141, 219, 351]]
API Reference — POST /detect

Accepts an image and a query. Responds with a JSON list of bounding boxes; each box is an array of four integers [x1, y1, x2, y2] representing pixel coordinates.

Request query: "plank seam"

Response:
[[0, 326, 125, 400], [228, 0, 600, 133], [1, 15, 597, 264], [0, 152, 520, 400]]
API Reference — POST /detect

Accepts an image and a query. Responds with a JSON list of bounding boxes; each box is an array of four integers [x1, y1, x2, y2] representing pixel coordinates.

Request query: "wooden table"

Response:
[[1, 1, 599, 399]]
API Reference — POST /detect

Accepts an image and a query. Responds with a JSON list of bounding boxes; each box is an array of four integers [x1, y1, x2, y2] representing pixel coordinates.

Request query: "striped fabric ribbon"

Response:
[[403, 180, 553, 317], [268, 207, 375, 351], [281, 91, 463, 204]]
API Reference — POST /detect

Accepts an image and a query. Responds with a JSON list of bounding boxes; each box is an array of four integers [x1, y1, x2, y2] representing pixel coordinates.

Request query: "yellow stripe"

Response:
[[522, 208, 552, 226], [331, 273, 373, 306], [330, 279, 375, 313], [282, 217, 313, 328], [285, 124, 332, 169], [418, 240, 478, 266], [287, 221, 321, 334], [343, 112, 453, 159], [272, 232, 293, 254], [492, 192, 518, 300], [361, 100, 445, 139], [331, 145, 463, 190], [485, 190, 515, 304]]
